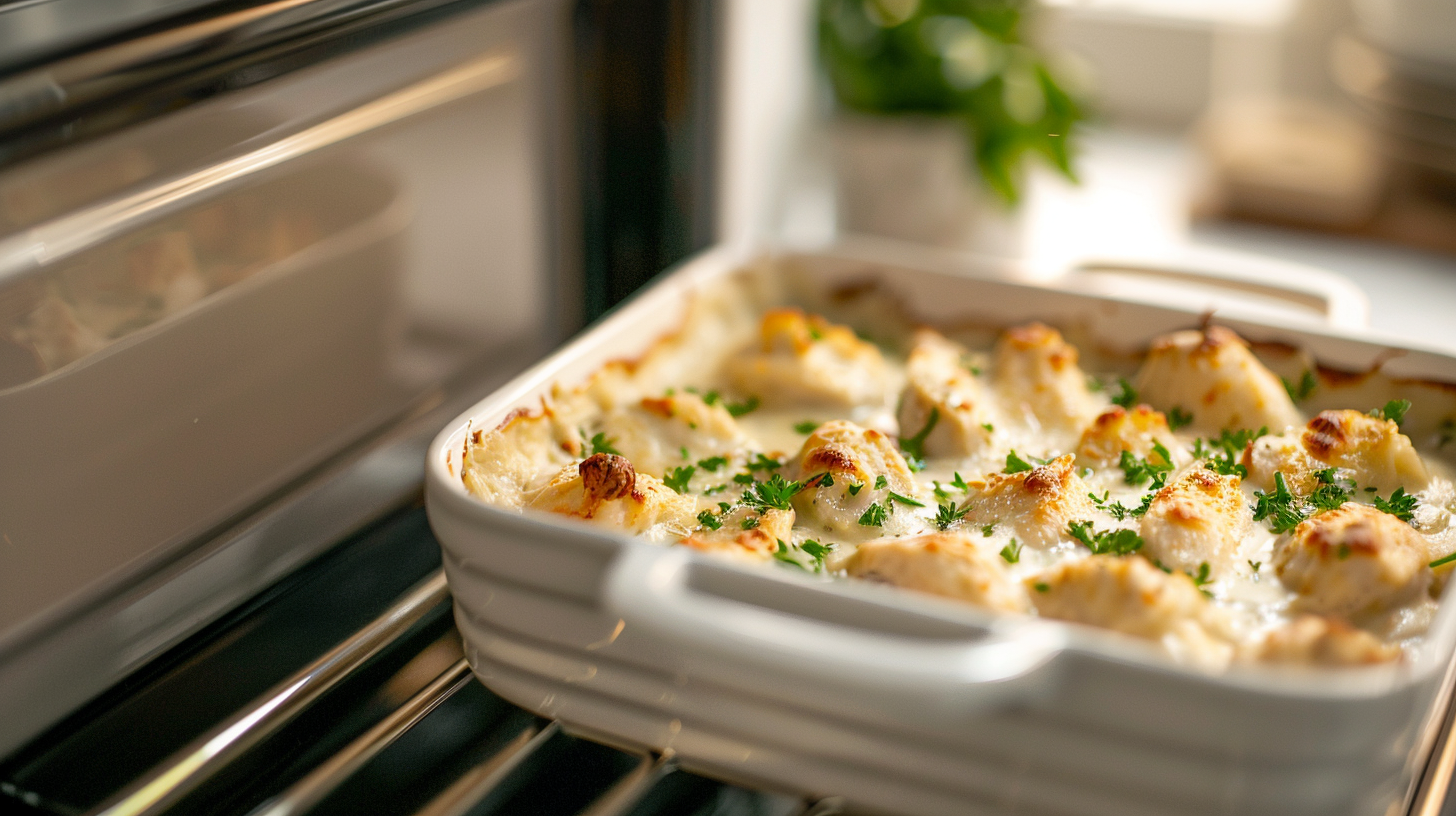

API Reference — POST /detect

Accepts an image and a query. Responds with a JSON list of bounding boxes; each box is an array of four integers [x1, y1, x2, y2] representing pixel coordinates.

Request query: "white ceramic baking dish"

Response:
[[426, 239, 1456, 816]]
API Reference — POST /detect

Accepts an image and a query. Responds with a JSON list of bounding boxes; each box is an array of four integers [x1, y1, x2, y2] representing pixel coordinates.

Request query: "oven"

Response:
[[2, 1, 1455, 815]]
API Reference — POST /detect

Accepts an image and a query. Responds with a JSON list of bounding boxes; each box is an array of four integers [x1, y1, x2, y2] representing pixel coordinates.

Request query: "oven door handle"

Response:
[[604, 543, 1066, 727]]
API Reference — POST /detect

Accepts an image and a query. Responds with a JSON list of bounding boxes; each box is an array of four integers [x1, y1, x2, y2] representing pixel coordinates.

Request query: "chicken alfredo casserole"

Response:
[[454, 268, 1456, 671]]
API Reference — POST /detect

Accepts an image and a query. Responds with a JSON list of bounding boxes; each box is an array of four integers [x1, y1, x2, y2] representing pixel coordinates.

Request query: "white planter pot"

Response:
[[831, 113, 1022, 253]]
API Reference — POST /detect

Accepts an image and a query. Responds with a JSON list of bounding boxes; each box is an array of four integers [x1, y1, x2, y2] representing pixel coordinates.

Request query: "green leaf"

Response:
[[1373, 487, 1418, 523], [585, 431, 620, 456], [1252, 472, 1307, 533], [741, 474, 805, 512], [1372, 399, 1412, 427], [887, 491, 924, 508], [696, 510, 722, 530], [663, 466, 695, 494], [794, 420, 820, 434], [1282, 370, 1317, 402], [934, 501, 968, 530], [1004, 450, 1034, 474], [1166, 406, 1193, 431], [1000, 539, 1022, 563], [1067, 520, 1143, 555], [899, 407, 940, 463], [726, 396, 761, 417], [858, 502, 889, 527], [1110, 378, 1138, 409], [697, 456, 728, 472]]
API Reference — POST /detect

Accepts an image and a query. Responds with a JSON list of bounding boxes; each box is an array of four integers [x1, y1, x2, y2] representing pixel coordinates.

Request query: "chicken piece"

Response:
[[1273, 503, 1432, 618], [1135, 326, 1302, 434], [1076, 405, 1177, 469], [1301, 410, 1430, 494], [598, 392, 745, 478], [788, 420, 923, 539], [964, 455, 1098, 550], [897, 329, 995, 458], [526, 453, 698, 542], [1029, 555, 1216, 638], [681, 507, 794, 564], [992, 322, 1099, 434], [1140, 468, 1250, 574], [1241, 431, 1322, 494], [1252, 615, 1401, 666], [725, 308, 893, 408], [846, 532, 1028, 613]]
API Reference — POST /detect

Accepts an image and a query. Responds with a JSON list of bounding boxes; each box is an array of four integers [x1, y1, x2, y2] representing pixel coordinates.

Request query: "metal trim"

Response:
[[89, 571, 451, 816], [409, 722, 560, 816], [248, 658, 475, 816]]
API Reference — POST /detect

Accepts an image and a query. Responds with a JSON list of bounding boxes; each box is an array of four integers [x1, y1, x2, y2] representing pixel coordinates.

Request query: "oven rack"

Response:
[[0, 502, 818, 816]]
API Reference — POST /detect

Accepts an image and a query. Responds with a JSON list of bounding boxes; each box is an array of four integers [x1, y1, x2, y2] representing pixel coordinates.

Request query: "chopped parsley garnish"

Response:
[[981, 422, 995, 433], [847, 482, 864, 496], [1282, 370, 1317, 402], [663, 466, 695, 494], [801, 539, 833, 571], [899, 408, 939, 470], [932, 481, 951, 501], [810, 472, 835, 488], [696, 510, 722, 530], [1252, 472, 1307, 533], [1086, 375, 1104, 393], [1193, 426, 1267, 478], [981, 523, 996, 536], [772, 539, 805, 570], [1067, 520, 1144, 555], [887, 491, 924, 508], [1307, 468, 1353, 513], [934, 501, 968, 530], [1373, 487, 1418, 523], [1119, 441, 1173, 488], [793, 420, 820, 434], [858, 502, 888, 527], [746, 453, 784, 471], [584, 431, 620, 456], [1371, 399, 1412, 427], [951, 472, 970, 492], [726, 396, 761, 417], [1431, 552, 1456, 569], [1110, 378, 1138, 409], [741, 516, 760, 530], [680, 446, 690, 460], [697, 455, 728, 472], [1441, 419, 1456, 449], [1004, 450, 1035, 474], [1187, 562, 1212, 589], [1033, 582, 1050, 593], [732, 473, 755, 485], [703, 484, 728, 495], [741, 474, 803, 512], [689, 388, 721, 406], [1166, 406, 1193, 430], [874, 475, 888, 490], [1248, 560, 1261, 574], [1000, 539, 1022, 563]]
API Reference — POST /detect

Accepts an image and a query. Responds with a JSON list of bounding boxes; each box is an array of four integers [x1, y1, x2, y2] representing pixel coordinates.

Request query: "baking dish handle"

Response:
[[1063, 248, 1370, 329], [604, 545, 1065, 725]]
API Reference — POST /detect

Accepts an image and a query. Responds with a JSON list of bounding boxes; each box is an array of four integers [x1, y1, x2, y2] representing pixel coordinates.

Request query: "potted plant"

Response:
[[820, 0, 1084, 247]]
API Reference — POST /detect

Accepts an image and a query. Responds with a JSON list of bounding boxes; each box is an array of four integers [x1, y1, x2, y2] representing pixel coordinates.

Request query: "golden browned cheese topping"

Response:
[[461, 298, 1456, 671]]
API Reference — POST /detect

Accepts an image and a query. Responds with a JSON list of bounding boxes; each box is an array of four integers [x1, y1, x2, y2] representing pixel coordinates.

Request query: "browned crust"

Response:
[[580, 453, 636, 502]]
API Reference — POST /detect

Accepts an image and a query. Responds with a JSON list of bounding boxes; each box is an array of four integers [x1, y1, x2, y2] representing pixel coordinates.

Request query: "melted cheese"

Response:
[[460, 303, 1455, 670]]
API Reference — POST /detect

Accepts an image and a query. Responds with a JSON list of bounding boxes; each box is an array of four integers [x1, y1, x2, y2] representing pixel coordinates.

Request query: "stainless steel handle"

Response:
[[90, 570, 450, 816]]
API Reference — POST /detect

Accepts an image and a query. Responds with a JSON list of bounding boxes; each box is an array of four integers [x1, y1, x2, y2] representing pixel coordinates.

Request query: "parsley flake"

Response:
[[741, 516, 760, 530], [874, 475, 888, 490], [584, 431, 620, 456], [1119, 441, 1173, 488], [726, 396, 761, 417], [1166, 406, 1193, 430], [746, 453, 783, 471], [1252, 472, 1307, 533], [887, 491, 924, 508], [1110, 378, 1138, 409], [899, 408, 940, 468], [934, 501, 968, 530], [793, 420, 820, 434], [981, 523, 996, 536], [697, 455, 728, 472], [1282, 370, 1317, 402], [1193, 426, 1267, 478], [696, 510, 722, 530], [1373, 487, 1418, 523], [1067, 520, 1144, 555], [663, 466, 695, 494], [741, 474, 803, 512], [1431, 552, 1456, 569], [1034, 582, 1050, 593], [801, 539, 833, 571], [1004, 450, 1035, 474], [858, 502, 888, 527], [1000, 539, 1023, 563], [847, 482, 864, 496], [951, 472, 970, 492], [772, 539, 806, 569], [1371, 399, 1412, 427]]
